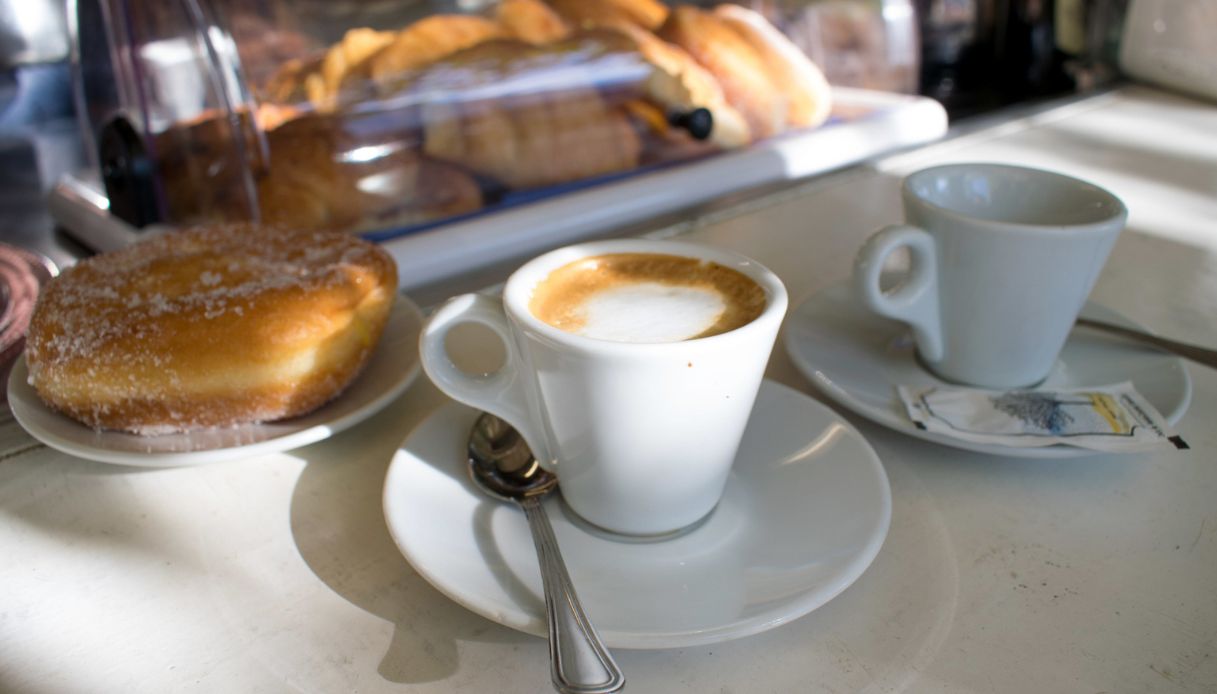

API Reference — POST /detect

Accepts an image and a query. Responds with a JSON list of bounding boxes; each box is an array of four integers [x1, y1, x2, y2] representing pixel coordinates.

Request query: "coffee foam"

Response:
[[575, 282, 726, 342], [529, 253, 766, 343]]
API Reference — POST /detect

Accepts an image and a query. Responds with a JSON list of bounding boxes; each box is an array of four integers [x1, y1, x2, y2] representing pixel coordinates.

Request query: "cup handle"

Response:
[[853, 224, 944, 362], [419, 294, 552, 466]]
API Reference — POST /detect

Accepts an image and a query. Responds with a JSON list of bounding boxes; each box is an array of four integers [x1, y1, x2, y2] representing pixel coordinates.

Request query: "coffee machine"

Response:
[[916, 0, 1127, 119]]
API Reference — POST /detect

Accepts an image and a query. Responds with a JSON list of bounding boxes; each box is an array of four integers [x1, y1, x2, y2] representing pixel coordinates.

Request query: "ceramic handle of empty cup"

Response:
[[854, 225, 945, 362], [420, 294, 552, 466]]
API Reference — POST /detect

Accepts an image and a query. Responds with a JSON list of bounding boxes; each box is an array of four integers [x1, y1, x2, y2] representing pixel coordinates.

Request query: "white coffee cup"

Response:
[[854, 163, 1127, 389], [419, 239, 788, 536]]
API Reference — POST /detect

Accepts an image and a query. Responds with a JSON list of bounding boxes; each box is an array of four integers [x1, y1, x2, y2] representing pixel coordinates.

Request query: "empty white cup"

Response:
[[854, 163, 1127, 389]]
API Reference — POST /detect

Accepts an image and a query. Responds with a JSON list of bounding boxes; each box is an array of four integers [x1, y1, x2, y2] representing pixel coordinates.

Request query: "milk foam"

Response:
[[573, 282, 726, 343]]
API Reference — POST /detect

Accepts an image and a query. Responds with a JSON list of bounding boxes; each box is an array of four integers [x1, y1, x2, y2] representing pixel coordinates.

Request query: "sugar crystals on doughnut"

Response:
[[25, 224, 398, 435]]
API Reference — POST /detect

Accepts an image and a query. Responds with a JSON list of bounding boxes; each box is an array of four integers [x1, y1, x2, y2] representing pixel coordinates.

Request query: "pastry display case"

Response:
[[52, 0, 946, 289]]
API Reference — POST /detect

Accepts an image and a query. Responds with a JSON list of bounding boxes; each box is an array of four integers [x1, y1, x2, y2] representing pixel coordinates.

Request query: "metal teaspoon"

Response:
[[1076, 317, 1217, 369], [467, 413, 625, 694]]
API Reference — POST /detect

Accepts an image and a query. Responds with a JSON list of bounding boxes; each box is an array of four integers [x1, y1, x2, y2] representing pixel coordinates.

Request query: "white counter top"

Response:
[[3, 85, 1215, 693]]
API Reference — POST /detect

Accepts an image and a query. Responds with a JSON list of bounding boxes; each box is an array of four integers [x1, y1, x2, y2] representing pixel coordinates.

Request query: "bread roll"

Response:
[[25, 225, 398, 435], [657, 6, 786, 139], [499, 1, 751, 147], [713, 4, 832, 129], [606, 21, 752, 148]]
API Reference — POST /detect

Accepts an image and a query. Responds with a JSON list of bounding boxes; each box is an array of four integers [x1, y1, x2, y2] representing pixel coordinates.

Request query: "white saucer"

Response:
[[784, 282, 1193, 458], [7, 296, 424, 466], [382, 379, 892, 649]]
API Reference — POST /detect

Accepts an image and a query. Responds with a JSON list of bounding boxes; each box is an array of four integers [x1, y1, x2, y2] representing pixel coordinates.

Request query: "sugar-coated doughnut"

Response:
[[25, 225, 397, 435]]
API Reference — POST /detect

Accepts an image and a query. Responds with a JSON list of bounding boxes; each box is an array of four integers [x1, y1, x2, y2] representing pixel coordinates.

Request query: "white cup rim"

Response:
[[903, 162, 1128, 235], [502, 239, 788, 352]]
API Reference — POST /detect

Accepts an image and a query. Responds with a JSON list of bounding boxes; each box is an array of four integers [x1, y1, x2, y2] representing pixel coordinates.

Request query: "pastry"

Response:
[[262, 15, 504, 106], [657, 6, 786, 139], [261, 55, 321, 104], [25, 224, 398, 435], [545, 0, 670, 31], [256, 113, 483, 231], [607, 21, 752, 147], [368, 15, 503, 86], [495, 0, 572, 44], [417, 35, 642, 189], [162, 1, 833, 238], [316, 27, 397, 104], [713, 4, 832, 129], [154, 109, 267, 226]]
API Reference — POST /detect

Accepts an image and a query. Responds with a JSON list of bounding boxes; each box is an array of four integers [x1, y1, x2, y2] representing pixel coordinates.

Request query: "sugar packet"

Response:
[[898, 382, 1188, 453]]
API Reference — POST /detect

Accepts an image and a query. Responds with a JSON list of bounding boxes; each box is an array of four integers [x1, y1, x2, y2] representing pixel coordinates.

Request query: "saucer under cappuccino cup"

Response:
[[420, 240, 788, 536], [854, 163, 1127, 389]]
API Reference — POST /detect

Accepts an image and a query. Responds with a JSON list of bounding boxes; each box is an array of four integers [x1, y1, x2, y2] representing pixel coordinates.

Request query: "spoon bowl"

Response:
[[468, 413, 557, 501]]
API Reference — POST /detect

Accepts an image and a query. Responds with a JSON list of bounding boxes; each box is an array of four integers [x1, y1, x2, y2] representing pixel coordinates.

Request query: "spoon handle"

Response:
[[521, 497, 625, 694], [1077, 317, 1217, 369]]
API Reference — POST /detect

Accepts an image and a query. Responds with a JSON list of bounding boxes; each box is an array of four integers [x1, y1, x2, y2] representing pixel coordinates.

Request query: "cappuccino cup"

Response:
[[854, 163, 1127, 389], [420, 240, 787, 536]]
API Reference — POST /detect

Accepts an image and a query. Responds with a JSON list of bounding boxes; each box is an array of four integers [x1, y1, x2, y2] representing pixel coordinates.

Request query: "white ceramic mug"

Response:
[[420, 239, 788, 536], [854, 163, 1127, 389]]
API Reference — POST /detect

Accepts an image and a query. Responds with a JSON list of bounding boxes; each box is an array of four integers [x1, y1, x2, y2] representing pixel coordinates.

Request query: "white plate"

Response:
[[783, 282, 1193, 458], [382, 379, 892, 649], [7, 296, 424, 466]]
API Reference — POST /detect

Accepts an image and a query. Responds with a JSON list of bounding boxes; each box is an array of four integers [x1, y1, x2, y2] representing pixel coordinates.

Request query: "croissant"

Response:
[[261, 15, 505, 107], [545, 0, 669, 31], [367, 15, 503, 86], [496, 0, 572, 44], [226, 0, 835, 236], [315, 28, 396, 104], [415, 36, 644, 189], [261, 56, 319, 104]]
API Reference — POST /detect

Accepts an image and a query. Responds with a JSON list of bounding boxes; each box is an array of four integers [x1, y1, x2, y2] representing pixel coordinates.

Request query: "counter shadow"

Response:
[[287, 401, 530, 686]]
